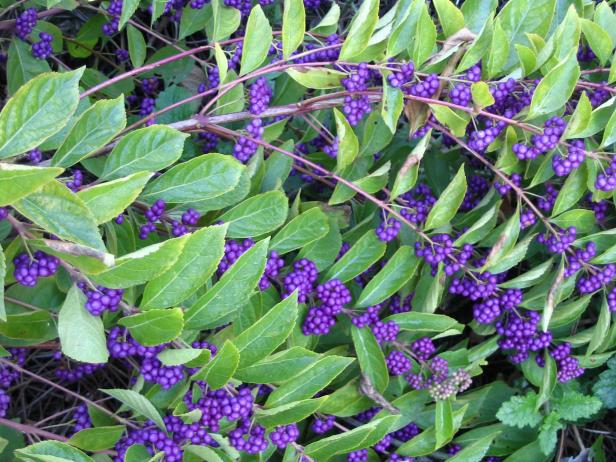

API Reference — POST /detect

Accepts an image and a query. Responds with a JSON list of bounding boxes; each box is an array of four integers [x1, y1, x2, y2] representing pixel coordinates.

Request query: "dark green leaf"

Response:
[[77, 172, 153, 224], [0, 68, 83, 159], [141, 154, 244, 204], [14, 180, 105, 251], [101, 125, 189, 180], [265, 355, 354, 407], [339, 0, 379, 60], [351, 326, 388, 393], [118, 308, 184, 346], [218, 191, 288, 238], [58, 284, 108, 364], [192, 340, 239, 389], [52, 96, 126, 168], [240, 5, 272, 76], [67, 426, 125, 452], [141, 224, 227, 309], [270, 207, 329, 254], [235, 292, 298, 369], [184, 239, 269, 329], [324, 231, 386, 282], [100, 389, 165, 430], [424, 165, 467, 230]]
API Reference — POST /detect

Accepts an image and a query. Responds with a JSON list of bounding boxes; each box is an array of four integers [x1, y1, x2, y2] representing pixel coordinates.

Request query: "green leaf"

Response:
[[487, 19, 509, 77], [455, 201, 499, 245], [424, 164, 467, 230], [14, 180, 105, 251], [390, 131, 430, 199], [210, 0, 241, 41], [356, 247, 419, 308], [0, 245, 4, 322], [580, 19, 613, 66], [270, 207, 329, 254], [471, 82, 495, 109], [601, 106, 616, 148], [429, 106, 470, 137], [496, 392, 543, 428], [304, 415, 399, 461], [192, 340, 239, 389], [550, 209, 595, 233], [457, 12, 494, 73], [77, 171, 153, 224], [398, 406, 467, 456], [410, 3, 436, 66], [90, 237, 187, 288], [387, 0, 423, 58], [448, 431, 501, 462], [7, 40, 51, 96], [461, 0, 497, 33], [214, 43, 228, 84], [240, 5, 272, 76], [218, 190, 288, 238], [482, 206, 520, 270], [435, 399, 455, 449], [497, 0, 555, 70], [141, 224, 227, 309], [593, 357, 616, 409], [552, 162, 587, 216], [58, 284, 109, 364], [234, 347, 319, 383], [101, 125, 189, 180], [235, 292, 299, 369], [499, 258, 552, 288], [157, 348, 211, 366], [486, 234, 534, 274], [0, 163, 64, 206], [141, 154, 244, 204], [339, 0, 379, 60], [333, 109, 359, 171], [386, 312, 463, 335], [554, 390, 602, 422], [324, 231, 386, 283], [15, 441, 95, 462], [434, 0, 464, 38], [286, 67, 345, 90], [282, 0, 305, 59], [127, 24, 146, 68], [0, 68, 83, 159], [528, 49, 580, 119], [68, 426, 125, 452], [215, 70, 244, 115], [255, 397, 326, 428], [184, 238, 269, 329], [538, 411, 562, 455], [351, 326, 388, 393], [101, 389, 165, 430], [265, 355, 354, 407], [537, 354, 557, 410], [586, 295, 610, 357], [381, 81, 404, 134], [310, 2, 340, 35], [118, 0, 139, 30], [179, 4, 209, 39], [118, 308, 184, 346], [0, 310, 54, 343], [52, 96, 126, 168]]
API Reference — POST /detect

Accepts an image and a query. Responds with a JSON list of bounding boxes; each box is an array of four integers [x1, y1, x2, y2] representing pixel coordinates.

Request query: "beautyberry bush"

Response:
[[0, 0, 614, 461]]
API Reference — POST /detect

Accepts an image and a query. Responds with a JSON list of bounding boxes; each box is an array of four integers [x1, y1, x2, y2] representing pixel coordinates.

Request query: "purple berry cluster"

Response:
[[513, 117, 566, 161], [31, 32, 53, 59], [248, 77, 272, 115], [139, 199, 166, 239], [66, 169, 84, 192], [341, 63, 374, 125], [302, 278, 352, 335], [15, 8, 37, 40], [13, 251, 59, 287], [102, 0, 123, 35], [375, 217, 401, 242], [78, 282, 124, 316], [233, 118, 263, 163]]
